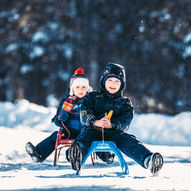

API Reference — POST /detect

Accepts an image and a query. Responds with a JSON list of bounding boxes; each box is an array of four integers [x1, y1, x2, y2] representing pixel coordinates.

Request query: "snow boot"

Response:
[[148, 152, 163, 174], [105, 153, 115, 164], [25, 142, 43, 162], [68, 143, 82, 170], [97, 152, 115, 164]]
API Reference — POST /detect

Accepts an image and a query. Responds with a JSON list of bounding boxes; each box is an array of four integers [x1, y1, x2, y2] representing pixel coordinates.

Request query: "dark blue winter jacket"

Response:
[[52, 97, 83, 131], [80, 91, 134, 132]]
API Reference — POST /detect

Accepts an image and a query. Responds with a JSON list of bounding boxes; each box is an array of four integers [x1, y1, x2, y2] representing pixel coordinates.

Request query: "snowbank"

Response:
[[129, 112, 191, 146], [0, 99, 56, 132], [0, 99, 191, 146]]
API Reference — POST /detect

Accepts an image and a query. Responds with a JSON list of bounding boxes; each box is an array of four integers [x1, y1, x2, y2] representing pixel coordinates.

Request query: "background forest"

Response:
[[0, 0, 191, 114]]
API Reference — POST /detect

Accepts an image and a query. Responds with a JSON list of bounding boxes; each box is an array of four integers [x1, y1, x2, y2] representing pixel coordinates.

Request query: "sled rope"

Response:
[[61, 121, 70, 139]]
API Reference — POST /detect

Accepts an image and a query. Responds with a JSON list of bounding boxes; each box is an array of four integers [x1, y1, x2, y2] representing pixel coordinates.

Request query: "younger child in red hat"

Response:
[[25, 68, 91, 162]]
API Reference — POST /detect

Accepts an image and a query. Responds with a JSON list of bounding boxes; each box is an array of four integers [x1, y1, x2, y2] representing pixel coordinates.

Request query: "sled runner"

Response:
[[53, 127, 74, 166], [76, 141, 129, 175]]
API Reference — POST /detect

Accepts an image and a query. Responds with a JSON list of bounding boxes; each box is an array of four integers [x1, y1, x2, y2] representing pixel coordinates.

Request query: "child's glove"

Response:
[[58, 110, 69, 122], [62, 96, 77, 112], [57, 96, 77, 122]]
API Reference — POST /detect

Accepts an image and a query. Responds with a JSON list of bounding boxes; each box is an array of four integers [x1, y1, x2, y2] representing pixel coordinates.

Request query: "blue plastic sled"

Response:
[[76, 141, 129, 175]]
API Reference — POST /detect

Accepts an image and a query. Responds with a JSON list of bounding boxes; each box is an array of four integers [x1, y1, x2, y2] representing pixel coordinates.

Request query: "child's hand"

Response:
[[102, 118, 112, 129], [58, 110, 69, 122], [94, 118, 112, 129]]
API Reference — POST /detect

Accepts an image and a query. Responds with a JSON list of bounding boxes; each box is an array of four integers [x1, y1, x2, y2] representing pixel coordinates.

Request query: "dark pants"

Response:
[[74, 129, 152, 168], [36, 127, 80, 161]]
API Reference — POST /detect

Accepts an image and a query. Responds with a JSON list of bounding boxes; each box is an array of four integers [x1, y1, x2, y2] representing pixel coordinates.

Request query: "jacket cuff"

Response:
[[86, 114, 96, 127], [53, 117, 62, 126]]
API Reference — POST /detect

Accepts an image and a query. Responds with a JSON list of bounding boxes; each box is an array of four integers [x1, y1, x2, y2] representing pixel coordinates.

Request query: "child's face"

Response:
[[73, 85, 88, 98], [105, 77, 121, 94]]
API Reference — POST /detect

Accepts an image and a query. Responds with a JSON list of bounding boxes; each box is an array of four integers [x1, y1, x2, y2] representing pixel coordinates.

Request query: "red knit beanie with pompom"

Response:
[[69, 68, 91, 96]]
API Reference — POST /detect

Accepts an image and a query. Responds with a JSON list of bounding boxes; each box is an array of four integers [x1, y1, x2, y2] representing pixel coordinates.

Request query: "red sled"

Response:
[[53, 122, 96, 166]]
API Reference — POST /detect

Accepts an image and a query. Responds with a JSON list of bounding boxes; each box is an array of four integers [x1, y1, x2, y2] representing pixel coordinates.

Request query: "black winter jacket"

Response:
[[80, 91, 134, 132]]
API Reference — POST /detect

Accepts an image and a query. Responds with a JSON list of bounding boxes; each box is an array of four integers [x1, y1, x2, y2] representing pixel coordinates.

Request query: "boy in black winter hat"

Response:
[[69, 63, 164, 174], [25, 68, 114, 164]]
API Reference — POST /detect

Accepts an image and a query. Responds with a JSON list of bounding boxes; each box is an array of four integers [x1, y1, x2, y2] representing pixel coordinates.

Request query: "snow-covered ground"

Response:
[[0, 99, 191, 191]]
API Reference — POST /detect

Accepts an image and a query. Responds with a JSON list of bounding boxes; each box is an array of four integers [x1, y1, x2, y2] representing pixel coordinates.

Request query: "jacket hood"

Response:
[[99, 63, 126, 98]]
